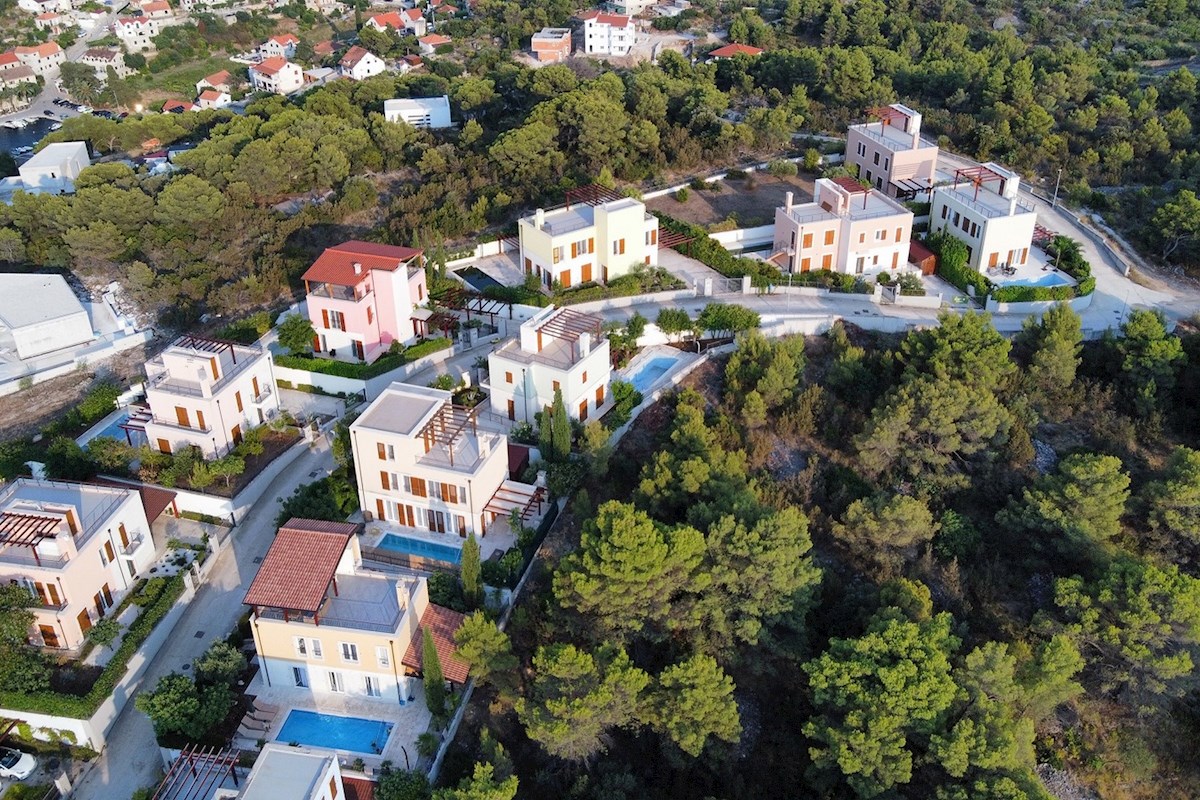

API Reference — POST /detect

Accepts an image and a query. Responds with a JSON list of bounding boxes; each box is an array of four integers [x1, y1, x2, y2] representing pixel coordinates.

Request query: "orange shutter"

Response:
[[380, 471, 390, 490], [321, 309, 330, 328], [377, 442, 386, 459], [376, 498, 385, 519]]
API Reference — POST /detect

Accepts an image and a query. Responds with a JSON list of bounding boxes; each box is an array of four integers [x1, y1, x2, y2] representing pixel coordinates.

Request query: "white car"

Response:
[[0, 747, 35, 780]]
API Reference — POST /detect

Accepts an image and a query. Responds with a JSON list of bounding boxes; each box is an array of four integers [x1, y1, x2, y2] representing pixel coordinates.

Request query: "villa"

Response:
[[845, 104, 939, 199], [139, 334, 280, 458], [518, 194, 660, 288], [301, 240, 428, 363], [580, 11, 635, 57], [259, 33, 299, 60], [244, 518, 469, 703], [0, 478, 157, 651], [930, 163, 1037, 272], [249, 57, 304, 95], [383, 95, 451, 129], [486, 306, 611, 422], [770, 178, 914, 276], [339, 46, 385, 81]]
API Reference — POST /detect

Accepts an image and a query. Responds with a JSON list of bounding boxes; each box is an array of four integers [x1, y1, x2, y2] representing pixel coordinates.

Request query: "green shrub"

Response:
[[654, 212, 783, 285], [274, 338, 452, 379], [215, 311, 272, 344], [674, 187, 690, 202], [896, 272, 926, 296], [78, 383, 121, 424], [927, 231, 992, 297], [767, 159, 798, 177]]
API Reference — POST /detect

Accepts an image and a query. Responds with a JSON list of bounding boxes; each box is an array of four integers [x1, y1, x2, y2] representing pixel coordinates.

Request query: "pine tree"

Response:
[[460, 533, 482, 609], [423, 627, 447, 718]]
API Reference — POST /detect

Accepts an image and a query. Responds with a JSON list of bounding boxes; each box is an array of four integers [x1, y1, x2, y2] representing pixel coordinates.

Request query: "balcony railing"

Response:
[[36, 599, 68, 611], [149, 416, 212, 434], [121, 535, 144, 556], [308, 282, 368, 302], [0, 549, 69, 569], [147, 347, 260, 399], [252, 385, 273, 405], [255, 606, 400, 634], [938, 186, 1034, 220]]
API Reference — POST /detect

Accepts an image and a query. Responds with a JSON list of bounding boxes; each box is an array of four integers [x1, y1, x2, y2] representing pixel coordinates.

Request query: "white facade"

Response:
[[259, 34, 298, 60], [80, 47, 133, 81], [930, 163, 1037, 272], [142, 335, 280, 459], [249, 57, 304, 94], [114, 17, 161, 50], [581, 12, 635, 56], [18, 141, 88, 194], [13, 42, 64, 75], [846, 104, 939, 198], [383, 95, 451, 129], [487, 306, 612, 423], [339, 46, 386, 81], [235, 745, 346, 800], [350, 384, 509, 537], [196, 89, 231, 109], [0, 479, 157, 651], [518, 196, 659, 288], [0, 273, 94, 359]]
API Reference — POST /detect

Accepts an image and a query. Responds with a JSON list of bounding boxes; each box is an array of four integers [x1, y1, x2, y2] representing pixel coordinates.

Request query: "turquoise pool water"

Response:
[[275, 709, 393, 754], [79, 410, 145, 448], [630, 356, 678, 394], [1002, 271, 1072, 288], [378, 533, 462, 564]]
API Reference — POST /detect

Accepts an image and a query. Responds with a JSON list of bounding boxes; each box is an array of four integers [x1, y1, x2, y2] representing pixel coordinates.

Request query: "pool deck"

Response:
[[361, 513, 525, 562], [618, 345, 699, 397], [986, 247, 1077, 288], [470, 252, 525, 288], [241, 673, 432, 771], [76, 405, 146, 448]]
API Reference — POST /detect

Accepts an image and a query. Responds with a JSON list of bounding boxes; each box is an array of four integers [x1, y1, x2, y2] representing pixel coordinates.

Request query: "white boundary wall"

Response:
[[985, 291, 1093, 316]]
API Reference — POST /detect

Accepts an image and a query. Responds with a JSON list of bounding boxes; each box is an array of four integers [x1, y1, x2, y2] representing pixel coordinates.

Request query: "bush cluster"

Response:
[[274, 338, 452, 379]]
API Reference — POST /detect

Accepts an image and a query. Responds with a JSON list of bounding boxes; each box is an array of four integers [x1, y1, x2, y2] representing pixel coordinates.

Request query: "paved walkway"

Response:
[[71, 439, 336, 800]]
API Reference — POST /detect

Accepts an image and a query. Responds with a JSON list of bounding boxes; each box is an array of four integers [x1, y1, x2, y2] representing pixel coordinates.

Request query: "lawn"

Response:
[[124, 55, 245, 105]]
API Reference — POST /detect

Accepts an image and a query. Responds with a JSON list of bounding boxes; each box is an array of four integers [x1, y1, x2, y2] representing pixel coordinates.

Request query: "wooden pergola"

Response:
[[866, 105, 910, 127], [538, 307, 602, 344], [419, 402, 480, 467], [175, 334, 239, 363], [152, 745, 242, 800], [565, 184, 624, 208], [952, 165, 1007, 201], [658, 229, 695, 251], [0, 511, 61, 566], [484, 482, 546, 522]]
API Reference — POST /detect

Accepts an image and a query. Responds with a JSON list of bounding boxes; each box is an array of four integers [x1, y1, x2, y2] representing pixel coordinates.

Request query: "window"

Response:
[[824, 230, 835, 246], [101, 541, 114, 565], [822, 254, 832, 269], [884, 157, 890, 170], [366, 306, 373, 325], [328, 671, 344, 693], [310, 639, 322, 659], [364, 676, 382, 698], [582, 371, 587, 383], [410, 477, 427, 498], [859, 233, 865, 244], [579, 399, 588, 419], [857, 142, 866, 156], [800, 257, 811, 271], [292, 667, 307, 687], [941, 205, 949, 220], [613, 239, 625, 255], [552, 246, 563, 264], [895, 227, 902, 242], [952, 212, 960, 226], [340, 642, 359, 663], [802, 233, 813, 248], [970, 222, 978, 237], [235, 391, 243, 413], [505, 371, 513, 384], [876, 229, 886, 241], [377, 645, 390, 667], [295, 637, 308, 656], [873, 152, 880, 165], [380, 471, 390, 491], [552, 380, 560, 391]]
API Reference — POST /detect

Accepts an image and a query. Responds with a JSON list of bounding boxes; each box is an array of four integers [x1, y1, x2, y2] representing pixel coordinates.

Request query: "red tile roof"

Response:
[[313, 40, 334, 55], [0, 53, 19, 67], [403, 8, 423, 21], [141, 1, 170, 11], [163, 99, 196, 112], [402, 54, 423, 66], [367, 11, 405, 29], [94, 478, 178, 522], [198, 88, 224, 101], [251, 56, 289, 76], [16, 42, 62, 57], [202, 69, 232, 86], [343, 777, 376, 800], [402, 604, 469, 684], [909, 239, 936, 263], [270, 33, 299, 45], [302, 240, 423, 284], [581, 10, 630, 25], [419, 34, 451, 46], [36, 12, 59, 20], [708, 43, 763, 58], [242, 519, 358, 612], [340, 45, 374, 69]]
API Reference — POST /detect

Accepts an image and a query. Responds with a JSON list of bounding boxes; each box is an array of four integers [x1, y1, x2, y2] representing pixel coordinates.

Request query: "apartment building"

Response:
[[383, 95, 451, 129], [114, 17, 161, 51], [770, 178, 914, 275], [518, 196, 659, 289], [930, 163, 1037, 272], [140, 335, 280, 458], [259, 33, 298, 60], [486, 306, 611, 423], [248, 57, 304, 94], [531, 28, 572, 63], [244, 518, 468, 702], [80, 47, 134, 81], [580, 11, 635, 56], [302, 240, 427, 363], [845, 104, 939, 199], [338, 45, 385, 81], [0, 479, 157, 651], [34, 12, 64, 33], [13, 42, 63, 75]]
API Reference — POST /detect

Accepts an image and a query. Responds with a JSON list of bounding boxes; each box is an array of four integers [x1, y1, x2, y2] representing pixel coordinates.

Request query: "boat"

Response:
[[50, 123, 61, 131]]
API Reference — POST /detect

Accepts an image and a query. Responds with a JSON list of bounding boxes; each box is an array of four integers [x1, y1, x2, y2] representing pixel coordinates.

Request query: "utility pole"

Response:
[[1051, 167, 1063, 209]]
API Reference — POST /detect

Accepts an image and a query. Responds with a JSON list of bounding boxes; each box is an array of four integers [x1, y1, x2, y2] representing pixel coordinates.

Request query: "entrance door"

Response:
[[76, 609, 92, 635], [312, 334, 321, 353], [157, 438, 171, 454], [230, 425, 243, 446], [506, 399, 515, 420], [581, 263, 592, 283], [353, 340, 365, 360], [430, 511, 446, 534], [39, 625, 59, 648]]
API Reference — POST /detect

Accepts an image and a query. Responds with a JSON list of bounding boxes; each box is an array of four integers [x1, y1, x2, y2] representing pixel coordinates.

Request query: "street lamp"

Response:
[[1051, 167, 1063, 209], [521, 368, 529, 422]]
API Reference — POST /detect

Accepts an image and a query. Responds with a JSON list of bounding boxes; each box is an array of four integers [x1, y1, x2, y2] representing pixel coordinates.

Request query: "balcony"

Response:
[[938, 185, 1034, 220], [149, 416, 212, 434], [308, 282, 369, 303], [252, 384, 273, 405], [0, 549, 69, 569], [147, 349, 259, 400], [121, 534, 145, 556]]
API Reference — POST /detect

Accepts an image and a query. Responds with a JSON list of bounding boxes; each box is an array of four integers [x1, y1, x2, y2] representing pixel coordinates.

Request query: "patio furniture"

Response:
[[252, 698, 280, 716], [240, 714, 269, 732]]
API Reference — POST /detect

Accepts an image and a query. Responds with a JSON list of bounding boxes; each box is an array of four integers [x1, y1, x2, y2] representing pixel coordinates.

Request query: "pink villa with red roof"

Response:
[[302, 241, 429, 363], [243, 518, 470, 729]]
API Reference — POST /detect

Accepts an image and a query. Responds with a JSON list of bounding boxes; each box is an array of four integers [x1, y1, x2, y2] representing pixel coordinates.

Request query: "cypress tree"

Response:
[[550, 387, 571, 461], [461, 532, 482, 608], [423, 627, 446, 718]]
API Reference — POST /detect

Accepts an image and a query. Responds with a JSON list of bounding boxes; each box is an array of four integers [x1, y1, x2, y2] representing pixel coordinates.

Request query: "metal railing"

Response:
[[308, 282, 368, 302], [0, 549, 69, 568], [149, 416, 212, 434], [252, 385, 273, 405], [854, 123, 936, 151], [939, 185, 1034, 220], [122, 534, 144, 556]]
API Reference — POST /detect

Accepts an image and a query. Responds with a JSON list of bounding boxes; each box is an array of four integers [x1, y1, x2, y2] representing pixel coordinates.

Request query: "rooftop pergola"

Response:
[[867, 105, 910, 126], [952, 165, 1006, 201], [436, 287, 511, 323], [891, 177, 932, 200], [565, 183, 624, 208], [1033, 223, 1058, 245], [174, 334, 239, 362], [0, 511, 61, 565], [419, 402, 480, 466], [537, 307, 602, 344], [152, 745, 242, 800]]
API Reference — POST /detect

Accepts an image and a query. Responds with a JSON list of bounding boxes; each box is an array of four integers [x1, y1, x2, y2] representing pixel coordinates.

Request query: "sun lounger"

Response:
[[240, 713, 269, 732], [252, 698, 280, 715]]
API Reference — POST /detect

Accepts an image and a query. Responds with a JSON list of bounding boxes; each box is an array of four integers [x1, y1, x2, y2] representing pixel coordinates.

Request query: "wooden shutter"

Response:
[[571, 242, 577, 258], [104, 541, 115, 562], [321, 309, 330, 328], [197, 410, 206, 431], [175, 406, 189, 427], [376, 498, 385, 520], [119, 524, 129, 548], [377, 442, 386, 460], [380, 471, 390, 490], [588, 237, 594, 253], [209, 357, 220, 381], [235, 392, 243, 412]]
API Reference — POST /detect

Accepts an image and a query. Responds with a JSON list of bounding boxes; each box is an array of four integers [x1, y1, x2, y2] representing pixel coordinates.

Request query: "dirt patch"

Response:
[[646, 172, 818, 229], [0, 342, 158, 443]]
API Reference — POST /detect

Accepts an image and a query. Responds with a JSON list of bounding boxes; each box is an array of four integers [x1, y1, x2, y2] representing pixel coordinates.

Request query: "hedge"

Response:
[[653, 212, 783, 285], [555, 270, 685, 306], [275, 338, 453, 379], [0, 574, 185, 718], [927, 231, 993, 298]]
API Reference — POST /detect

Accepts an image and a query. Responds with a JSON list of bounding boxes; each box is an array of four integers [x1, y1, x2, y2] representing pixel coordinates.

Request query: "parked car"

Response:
[[0, 747, 35, 780]]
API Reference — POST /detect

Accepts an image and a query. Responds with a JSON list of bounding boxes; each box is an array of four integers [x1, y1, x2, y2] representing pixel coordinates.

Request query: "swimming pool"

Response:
[[77, 410, 146, 448], [377, 533, 462, 564], [455, 267, 503, 293], [629, 356, 678, 395], [1000, 271, 1073, 288], [275, 709, 394, 754]]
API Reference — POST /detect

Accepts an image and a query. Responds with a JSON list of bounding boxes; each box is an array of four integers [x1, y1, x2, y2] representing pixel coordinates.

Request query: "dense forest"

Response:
[[437, 308, 1200, 800]]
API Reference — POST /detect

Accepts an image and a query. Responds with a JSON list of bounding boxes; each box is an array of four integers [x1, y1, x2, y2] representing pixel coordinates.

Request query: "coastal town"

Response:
[[0, 0, 1199, 798]]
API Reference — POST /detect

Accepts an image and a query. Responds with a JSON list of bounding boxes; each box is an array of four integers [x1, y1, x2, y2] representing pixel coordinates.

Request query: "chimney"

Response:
[[784, 191, 793, 213], [908, 109, 922, 148], [1009, 195, 1017, 216], [535, 208, 545, 230], [579, 332, 591, 358], [353, 262, 362, 275]]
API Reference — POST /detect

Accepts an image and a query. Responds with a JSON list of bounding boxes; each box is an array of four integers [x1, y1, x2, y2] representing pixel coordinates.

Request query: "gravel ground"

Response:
[[1037, 765, 1100, 800]]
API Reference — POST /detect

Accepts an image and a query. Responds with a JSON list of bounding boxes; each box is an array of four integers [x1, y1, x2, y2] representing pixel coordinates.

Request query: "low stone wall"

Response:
[[984, 291, 1094, 315], [566, 289, 697, 314]]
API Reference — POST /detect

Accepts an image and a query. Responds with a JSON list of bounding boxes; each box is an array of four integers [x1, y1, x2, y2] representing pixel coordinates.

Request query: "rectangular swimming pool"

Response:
[[1000, 271, 1072, 288], [275, 709, 394, 754], [377, 533, 462, 564], [629, 356, 678, 394]]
